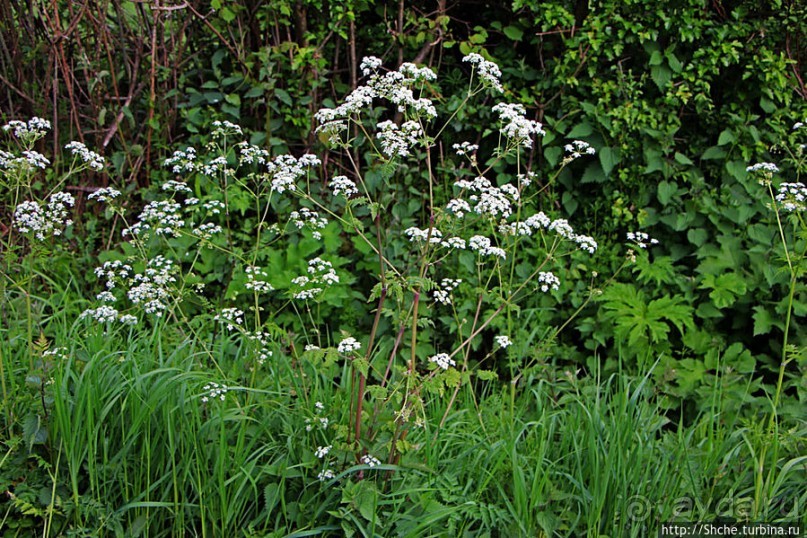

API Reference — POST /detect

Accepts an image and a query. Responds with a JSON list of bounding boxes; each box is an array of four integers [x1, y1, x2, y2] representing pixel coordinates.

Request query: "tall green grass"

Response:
[[4, 317, 802, 536]]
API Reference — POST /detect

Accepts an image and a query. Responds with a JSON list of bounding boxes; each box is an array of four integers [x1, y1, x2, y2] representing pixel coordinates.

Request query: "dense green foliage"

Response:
[[1, 0, 805, 535]]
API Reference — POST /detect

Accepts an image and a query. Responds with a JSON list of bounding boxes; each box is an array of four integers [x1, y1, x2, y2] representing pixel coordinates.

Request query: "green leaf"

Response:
[[717, 129, 736, 146], [687, 228, 708, 246], [544, 146, 562, 168], [657, 180, 678, 205], [673, 152, 693, 166], [599, 146, 620, 177], [701, 146, 726, 160], [566, 122, 593, 138], [503, 25, 524, 41], [274, 88, 293, 106], [651, 65, 672, 88], [581, 161, 605, 183], [665, 50, 683, 73], [725, 160, 747, 181], [220, 6, 236, 23], [752, 306, 775, 336]]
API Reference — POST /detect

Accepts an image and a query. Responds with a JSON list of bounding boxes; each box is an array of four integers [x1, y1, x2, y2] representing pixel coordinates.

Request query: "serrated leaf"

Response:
[[599, 146, 620, 177], [651, 65, 672, 88], [544, 146, 562, 167], [752, 306, 774, 336], [274, 88, 292, 106], [666, 51, 683, 72], [687, 228, 708, 246], [581, 161, 605, 183]]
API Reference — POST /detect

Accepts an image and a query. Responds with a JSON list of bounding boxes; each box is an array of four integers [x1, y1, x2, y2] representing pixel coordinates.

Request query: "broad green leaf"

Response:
[[657, 180, 678, 205], [674, 152, 693, 165], [567, 122, 593, 138], [717, 129, 736, 146], [599, 146, 620, 177], [651, 65, 672, 88], [503, 25, 524, 41], [701, 146, 726, 160]]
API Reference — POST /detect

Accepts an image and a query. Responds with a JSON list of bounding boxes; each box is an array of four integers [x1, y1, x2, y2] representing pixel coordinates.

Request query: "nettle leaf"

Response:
[[599, 146, 621, 177], [651, 65, 672, 88]]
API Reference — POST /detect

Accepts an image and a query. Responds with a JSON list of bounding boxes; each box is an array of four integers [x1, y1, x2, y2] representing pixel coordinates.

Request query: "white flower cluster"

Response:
[[376, 120, 423, 158], [361, 454, 381, 467], [495, 335, 512, 348], [453, 141, 479, 156], [211, 120, 243, 138], [81, 260, 142, 325], [246, 330, 273, 365], [775, 182, 807, 212], [563, 140, 596, 162], [291, 257, 339, 300], [317, 469, 336, 482], [315, 56, 437, 143], [627, 231, 659, 249], [245, 266, 274, 293], [161, 179, 192, 194], [429, 353, 456, 370], [203, 199, 225, 214], [202, 155, 232, 177], [65, 141, 105, 171], [237, 142, 270, 165], [13, 192, 75, 240], [2, 117, 51, 141], [315, 445, 332, 459], [405, 226, 443, 244], [446, 198, 472, 218], [491, 103, 544, 148], [337, 336, 361, 354], [88, 187, 121, 203], [453, 176, 518, 219], [746, 162, 779, 174], [462, 53, 503, 93], [433, 278, 461, 305], [127, 256, 176, 316], [469, 235, 506, 259], [537, 272, 560, 292], [123, 200, 185, 238], [215, 307, 245, 331], [193, 222, 223, 242], [94, 259, 133, 289], [201, 382, 228, 403], [290, 207, 328, 239], [330, 175, 359, 198], [267, 153, 320, 193], [305, 401, 329, 431], [163, 147, 198, 174]]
